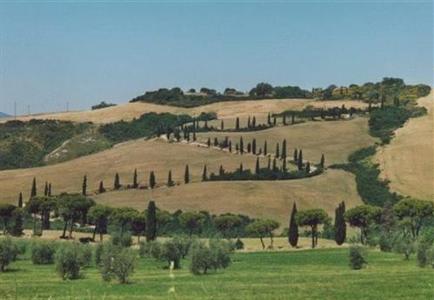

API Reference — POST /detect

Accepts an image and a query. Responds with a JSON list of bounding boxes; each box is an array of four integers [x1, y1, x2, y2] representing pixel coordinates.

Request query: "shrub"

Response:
[[234, 238, 244, 250], [99, 243, 136, 284], [139, 240, 161, 258], [159, 239, 183, 269], [349, 245, 367, 270], [81, 244, 93, 267], [31, 241, 56, 264], [417, 242, 430, 268], [0, 238, 18, 272], [393, 236, 415, 260], [111, 231, 133, 248], [95, 243, 104, 265], [190, 240, 232, 275], [55, 242, 88, 280]]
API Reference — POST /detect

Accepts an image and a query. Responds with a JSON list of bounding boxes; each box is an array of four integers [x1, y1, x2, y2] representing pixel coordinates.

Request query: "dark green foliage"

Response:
[[369, 106, 412, 144], [349, 246, 367, 270], [281, 139, 287, 159], [293, 149, 298, 162], [263, 140, 267, 155], [297, 150, 303, 170], [114, 173, 121, 190], [393, 198, 434, 238], [184, 165, 190, 184], [88, 205, 112, 242], [0, 238, 18, 272], [82, 175, 87, 196], [30, 177, 37, 198], [99, 244, 136, 284], [345, 205, 382, 245], [0, 204, 16, 234], [98, 181, 105, 193], [31, 241, 56, 264], [111, 231, 133, 247], [55, 242, 89, 280], [146, 201, 157, 241], [18, 192, 23, 208], [167, 170, 174, 187], [0, 119, 90, 170], [149, 171, 156, 188], [91, 101, 116, 110], [202, 165, 207, 181], [288, 203, 299, 248], [246, 219, 280, 249], [179, 212, 205, 236], [296, 209, 329, 248], [133, 169, 138, 188], [255, 158, 260, 174], [234, 238, 244, 250], [275, 143, 279, 158], [334, 202, 346, 245], [190, 239, 232, 275], [320, 154, 325, 168]]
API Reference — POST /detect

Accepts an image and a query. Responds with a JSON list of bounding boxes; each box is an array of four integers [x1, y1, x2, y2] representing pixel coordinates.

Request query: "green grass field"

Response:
[[1, 247, 432, 299]]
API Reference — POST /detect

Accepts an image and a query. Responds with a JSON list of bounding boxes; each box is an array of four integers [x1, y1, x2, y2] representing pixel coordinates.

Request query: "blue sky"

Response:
[[0, 1, 432, 114]]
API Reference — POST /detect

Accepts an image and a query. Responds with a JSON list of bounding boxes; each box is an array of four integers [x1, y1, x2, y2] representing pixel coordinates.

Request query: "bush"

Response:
[[349, 245, 367, 270], [146, 238, 190, 269], [190, 240, 232, 275], [139, 240, 161, 258], [95, 243, 104, 266], [55, 242, 88, 280], [234, 238, 244, 250], [417, 242, 431, 268], [99, 243, 136, 284], [31, 241, 56, 264], [393, 236, 415, 260], [0, 238, 18, 272], [111, 231, 133, 248], [81, 244, 93, 267]]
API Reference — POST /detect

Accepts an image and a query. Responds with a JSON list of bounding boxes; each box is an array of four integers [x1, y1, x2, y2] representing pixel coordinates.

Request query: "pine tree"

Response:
[[236, 117, 240, 130], [255, 157, 260, 174], [281, 139, 287, 159], [18, 192, 23, 208], [167, 170, 174, 187], [133, 169, 138, 188], [293, 148, 298, 162], [275, 143, 280, 159], [184, 165, 190, 184], [334, 201, 346, 245], [320, 154, 325, 169], [30, 177, 37, 199], [297, 150, 303, 170], [149, 171, 156, 189], [146, 201, 157, 241], [82, 175, 87, 196], [221, 120, 224, 130], [252, 138, 257, 155], [240, 137, 244, 154], [202, 165, 207, 181], [264, 140, 268, 156], [114, 173, 121, 190], [99, 181, 105, 193], [288, 202, 299, 247]]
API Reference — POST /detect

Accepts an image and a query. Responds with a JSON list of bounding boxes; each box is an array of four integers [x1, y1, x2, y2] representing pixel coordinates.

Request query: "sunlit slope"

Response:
[[94, 169, 363, 225], [376, 90, 434, 200], [2, 99, 368, 124]]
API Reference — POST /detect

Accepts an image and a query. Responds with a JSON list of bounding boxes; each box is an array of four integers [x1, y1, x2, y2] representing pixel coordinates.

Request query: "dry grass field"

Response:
[[376, 90, 434, 200], [94, 169, 362, 225], [2, 98, 368, 124]]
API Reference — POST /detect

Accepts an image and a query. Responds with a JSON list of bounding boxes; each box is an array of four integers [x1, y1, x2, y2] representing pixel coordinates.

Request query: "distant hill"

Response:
[[0, 112, 10, 118]]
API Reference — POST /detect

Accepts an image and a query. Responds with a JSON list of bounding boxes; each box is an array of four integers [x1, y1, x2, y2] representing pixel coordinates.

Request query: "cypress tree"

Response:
[[18, 192, 23, 208], [30, 177, 37, 199], [149, 171, 156, 189], [267, 113, 271, 125], [273, 116, 276, 126], [44, 181, 49, 196], [219, 165, 224, 176], [282, 159, 287, 173], [252, 116, 256, 128], [167, 170, 174, 187], [202, 165, 207, 181], [288, 202, 299, 247], [283, 114, 287, 125], [193, 131, 197, 141], [133, 169, 138, 188], [99, 181, 105, 193], [293, 148, 298, 162], [275, 143, 280, 159], [281, 139, 287, 159], [255, 157, 260, 174], [184, 165, 190, 184], [82, 175, 87, 196], [239, 163, 243, 173], [207, 137, 211, 147], [291, 113, 295, 124], [380, 94, 385, 109], [221, 120, 224, 130], [228, 141, 232, 152], [272, 158, 277, 171], [320, 154, 325, 169], [214, 137, 218, 147], [235, 143, 239, 152], [235, 117, 240, 130], [252, 138, 257, 154], [48, 183, 52, 196], [240, 137, 244, 154], [114, 173, 121, 190], [247, 116, 251, 128], [264, 140, 268, 156], [247, 142, 251, 153], [305, 161, 310, 173], [297, 150, 303, 170], [204, 120, 208, 129], [267, 156, 271, 169], [146, 201, 157, 241], [334, 201, 346, 245]]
